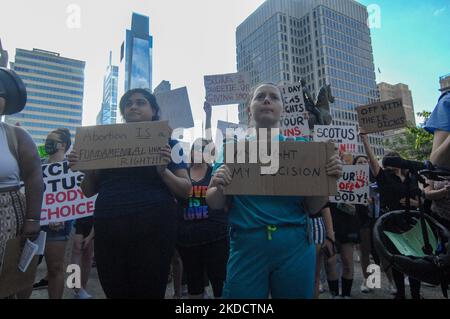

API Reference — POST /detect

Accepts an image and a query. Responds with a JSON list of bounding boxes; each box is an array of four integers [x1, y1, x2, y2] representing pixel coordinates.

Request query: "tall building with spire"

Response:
[[97, 51, 119, 125]]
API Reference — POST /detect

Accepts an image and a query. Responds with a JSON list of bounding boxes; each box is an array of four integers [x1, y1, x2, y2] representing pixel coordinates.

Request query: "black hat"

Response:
[[0, 67, 27, 115]]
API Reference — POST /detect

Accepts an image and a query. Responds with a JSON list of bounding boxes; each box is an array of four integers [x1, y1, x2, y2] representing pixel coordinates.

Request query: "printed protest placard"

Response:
[[224, 141, 337, 196], [330, 165, 370, 204], [72, 121, 170, 171], [356, 98, 406, 133], [313, 125, 358, 153], [156, 87, 194, 129], [279, 84, 310, 139], [204, 72, 250, 106], [40, 161, 97, 226]]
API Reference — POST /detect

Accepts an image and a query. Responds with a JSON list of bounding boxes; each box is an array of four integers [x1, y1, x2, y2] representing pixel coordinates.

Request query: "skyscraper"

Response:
[[378, 82, 416, 144], [5, 48, 85, 145], [97, 52, 119, 125], [120, 13, 153, 93], [236, 0, 383, 156]]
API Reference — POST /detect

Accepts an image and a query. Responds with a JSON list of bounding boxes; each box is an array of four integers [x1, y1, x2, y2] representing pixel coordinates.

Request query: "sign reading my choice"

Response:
[[40, 161, 97, 225], [356, 98, 406, 134], [223, 141, 337, 196], [72, 121, 171, 171]]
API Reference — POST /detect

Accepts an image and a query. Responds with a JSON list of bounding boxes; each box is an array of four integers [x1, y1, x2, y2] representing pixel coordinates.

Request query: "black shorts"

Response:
[[332, 207, 361, 245], [75, 216, 94, 238], [178, 238, 229, 297]]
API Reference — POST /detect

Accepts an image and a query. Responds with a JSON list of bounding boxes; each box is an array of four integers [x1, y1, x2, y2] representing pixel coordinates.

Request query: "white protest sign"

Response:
[[204, 72, 250, 106], [40, 161, 97, 226], [156, 87, 194, 129], [313, 125, 358, 153], [330, 165, 370, 204], [279, 84, 310, 139]]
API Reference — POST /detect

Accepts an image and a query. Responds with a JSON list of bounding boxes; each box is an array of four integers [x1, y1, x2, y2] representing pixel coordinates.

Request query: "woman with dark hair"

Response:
[[0, 76, 44, 298], [177, 102, 229, 299], [360, 128, 422, 299], [206, 83, 342, 299], [31, 128, 74, 299], [68, 88, 191, 299]]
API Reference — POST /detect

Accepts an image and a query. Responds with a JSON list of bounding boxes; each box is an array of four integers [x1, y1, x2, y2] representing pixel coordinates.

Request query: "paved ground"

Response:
[[30, 237, 446, 299]]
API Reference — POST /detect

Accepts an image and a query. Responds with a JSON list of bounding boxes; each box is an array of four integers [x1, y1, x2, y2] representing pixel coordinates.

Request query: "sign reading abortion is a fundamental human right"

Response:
[[73, 121, 171, 171]]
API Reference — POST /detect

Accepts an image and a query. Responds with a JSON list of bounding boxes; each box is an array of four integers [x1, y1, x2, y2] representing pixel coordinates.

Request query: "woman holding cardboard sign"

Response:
[[68, 89, 191, 299], [206, 83, 342, 299]]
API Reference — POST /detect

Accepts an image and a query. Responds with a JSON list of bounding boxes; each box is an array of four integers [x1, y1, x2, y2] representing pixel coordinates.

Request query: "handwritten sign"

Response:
[[73, 121, 171, 170], [314, 125, 357, 153], [40, 161, 97, 226], [356, 98, 406, 133], [156, 87, 194, 129], [330, 165, 370, 204], [279, 84, 310, 139], [204, 72, 250, 106], [224, 141, 337, 196]]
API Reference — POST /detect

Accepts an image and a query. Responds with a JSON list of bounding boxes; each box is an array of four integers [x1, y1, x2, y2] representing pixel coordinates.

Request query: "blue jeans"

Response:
[[223, 223, 316, 299]]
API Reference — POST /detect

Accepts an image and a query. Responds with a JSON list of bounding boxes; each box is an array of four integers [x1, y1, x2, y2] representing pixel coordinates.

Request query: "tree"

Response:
[[384, 111, 433, 161]]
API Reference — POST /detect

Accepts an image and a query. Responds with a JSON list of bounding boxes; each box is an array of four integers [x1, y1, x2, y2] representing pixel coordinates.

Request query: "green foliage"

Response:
[[384, 111, 433, 161]]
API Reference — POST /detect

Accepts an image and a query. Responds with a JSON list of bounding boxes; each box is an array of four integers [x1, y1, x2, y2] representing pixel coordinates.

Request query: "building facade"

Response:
[[5, 48, 85, 145], [236, 0, 384, 156], [120, 13, 153, 94], [378, 82, 416, 145], [97, 52, 119, 125]]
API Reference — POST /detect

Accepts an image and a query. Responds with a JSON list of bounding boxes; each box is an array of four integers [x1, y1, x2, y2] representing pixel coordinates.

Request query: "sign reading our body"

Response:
[[279, 84, 310, 139], [314, 125, 357, 153], [41, 161, 97, 226], [204, 72, 250, 106], [356, 98, 406, 133], [184, 185, 209, 221], [224, 141, 337, 196], [73, 121, 170, 170], [330, 165, 370, 204]]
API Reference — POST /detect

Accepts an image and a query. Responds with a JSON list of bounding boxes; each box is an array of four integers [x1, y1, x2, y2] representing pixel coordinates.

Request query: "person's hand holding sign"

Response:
[[325, 154, 343, 179], [210, 165, 233, 192], [157, 144, 172, 176]]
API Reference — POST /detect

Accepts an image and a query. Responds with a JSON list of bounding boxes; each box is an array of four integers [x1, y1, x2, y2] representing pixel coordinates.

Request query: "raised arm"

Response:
[[430, 130, 450, 169], [206, 165, 232, 210], [359, 128, 381, 177], [204, 101, 213, 142]]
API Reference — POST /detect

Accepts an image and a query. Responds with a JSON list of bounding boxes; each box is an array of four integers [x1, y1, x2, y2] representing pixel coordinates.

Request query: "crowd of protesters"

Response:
[[1, 66, 449, 299]]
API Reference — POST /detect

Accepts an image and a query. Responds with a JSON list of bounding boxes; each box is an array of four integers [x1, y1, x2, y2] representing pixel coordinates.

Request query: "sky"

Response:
[[1, 0, 449, 140]]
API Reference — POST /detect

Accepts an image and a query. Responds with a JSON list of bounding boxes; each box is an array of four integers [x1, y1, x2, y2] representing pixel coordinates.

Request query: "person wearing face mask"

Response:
[[206, 83, 343, 299], [68, 89, 191, 299], [29, 128, 74, 299], [360, 128, 423, 299]]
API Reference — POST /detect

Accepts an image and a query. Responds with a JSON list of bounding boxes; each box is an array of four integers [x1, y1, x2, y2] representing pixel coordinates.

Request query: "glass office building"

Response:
[[120, 13, 153, 93], [236, 0, 384, 156], [97, 52, 119, 125], [5, 48, 85, 145]]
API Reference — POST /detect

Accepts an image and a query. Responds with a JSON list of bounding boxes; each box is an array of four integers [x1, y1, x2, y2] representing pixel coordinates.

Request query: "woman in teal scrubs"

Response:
[[206, 83, 342, 299]]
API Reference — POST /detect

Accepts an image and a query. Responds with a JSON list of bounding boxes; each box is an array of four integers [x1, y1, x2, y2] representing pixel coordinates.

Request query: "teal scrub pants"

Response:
[[223, 223, 316, 299]]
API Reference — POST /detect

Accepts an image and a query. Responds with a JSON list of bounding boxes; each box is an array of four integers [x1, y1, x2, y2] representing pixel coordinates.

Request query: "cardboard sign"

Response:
[[330, 165, 370, 204], [224, 141, 337, 196], [314, 125, 357, 153], [216, 120, 248, 145], [279, 84, 310, 139], [0, 238, 39, 298], [40, 161, 97, 226], [356, 98, 406, 133], [204, 72, 250, 106], [73, 121, 171, 171], [156, 87, 194, 129]]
